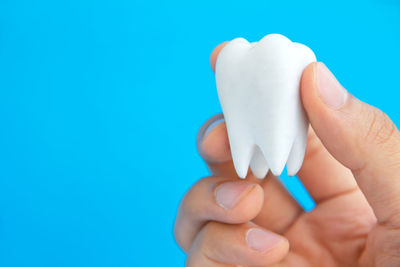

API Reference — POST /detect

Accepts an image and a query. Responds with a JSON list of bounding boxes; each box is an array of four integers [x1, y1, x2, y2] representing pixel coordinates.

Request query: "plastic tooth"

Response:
[[249, 146, 269, 179], [257, 135, 295, 177], [216, 34, 316, 178], [287, 128, 308, 177], [230, 141, 254, 179]]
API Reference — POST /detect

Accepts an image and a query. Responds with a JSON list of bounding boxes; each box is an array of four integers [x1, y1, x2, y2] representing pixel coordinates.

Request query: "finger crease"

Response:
[[315, 186, 360, 204]]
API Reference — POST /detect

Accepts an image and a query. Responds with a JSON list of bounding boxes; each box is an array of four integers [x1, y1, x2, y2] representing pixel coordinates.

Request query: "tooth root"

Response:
[[230, 141, 254, 179], [286, 129, 308, 176], [249, 146, 269, 179], [267, 151, 290, 177], [257, 135, 294, 177]]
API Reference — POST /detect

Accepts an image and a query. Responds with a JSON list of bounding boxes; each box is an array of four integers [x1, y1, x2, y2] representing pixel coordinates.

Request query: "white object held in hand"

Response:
[[215, 34, 316, 179]]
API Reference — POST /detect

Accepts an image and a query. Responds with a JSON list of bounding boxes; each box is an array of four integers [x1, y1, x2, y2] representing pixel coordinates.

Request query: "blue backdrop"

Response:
[[0, 0, 399, 266]]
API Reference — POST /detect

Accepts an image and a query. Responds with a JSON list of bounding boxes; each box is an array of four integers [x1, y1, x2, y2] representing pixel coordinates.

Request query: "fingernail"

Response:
[[197, 113, 230, 163], [197, 114, 225, 146], [215, 182, 255, 209], [316, 63, 348, 109], [204, 117, 225, 140], [246, 228, 283, 252]]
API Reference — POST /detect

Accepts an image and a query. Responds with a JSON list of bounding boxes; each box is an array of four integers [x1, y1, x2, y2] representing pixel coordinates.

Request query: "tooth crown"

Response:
[[215, 34, 316, 178]]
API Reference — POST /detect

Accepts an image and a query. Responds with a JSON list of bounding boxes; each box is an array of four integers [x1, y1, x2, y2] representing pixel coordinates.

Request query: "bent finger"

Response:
[[187, 221, 289, 267], [174, 177, 264, 252], [197, 114, 302, 233], [210, 42, 228, 72]]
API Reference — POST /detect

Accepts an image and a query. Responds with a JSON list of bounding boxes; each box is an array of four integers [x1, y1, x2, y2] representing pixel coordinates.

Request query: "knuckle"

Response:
[[174, 228, 187, 252], [364, 107, 398, 147], [198, 222, 221, 261], [185, 255, 196, 267], [200, 221, 225, 251], [186, 251, 224, 267], [354, 104, 400, 175], [185, 253, 203, 267], [181, 176, 216, 217], [200, 221, 219, 239], [374, 227, 400, 266], [175, 176, 219, 252]]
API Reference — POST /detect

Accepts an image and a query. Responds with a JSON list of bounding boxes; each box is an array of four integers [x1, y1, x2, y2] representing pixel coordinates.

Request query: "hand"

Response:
[[174, 43, 400, 267]]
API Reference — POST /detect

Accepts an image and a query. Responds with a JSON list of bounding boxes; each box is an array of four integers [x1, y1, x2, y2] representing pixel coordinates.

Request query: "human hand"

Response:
[[174, 43, 400, 266]]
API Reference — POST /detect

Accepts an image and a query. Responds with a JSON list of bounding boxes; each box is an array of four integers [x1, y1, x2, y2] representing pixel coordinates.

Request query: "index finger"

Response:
[[210, 42, 228, 72]]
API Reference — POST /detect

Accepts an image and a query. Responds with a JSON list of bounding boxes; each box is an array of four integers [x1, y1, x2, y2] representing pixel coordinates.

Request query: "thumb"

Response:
[[301, 62, 400, 227]]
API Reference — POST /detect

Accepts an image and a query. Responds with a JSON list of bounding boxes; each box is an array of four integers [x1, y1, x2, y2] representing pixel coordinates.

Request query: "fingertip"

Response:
[[197, 114, 231, 164], [192, 222, 289, 267], [215, 181, 264, 222], [300, 62, 319, 107], [234, 183, 264, 218], [201, 122, 230, 162], [245, 227, 289, 256], [210, 42, 228, 72]]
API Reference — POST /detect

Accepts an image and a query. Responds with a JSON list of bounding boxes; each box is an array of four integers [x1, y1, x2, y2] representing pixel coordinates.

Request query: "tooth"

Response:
[[228, 127, 253, 179], [215, 34, 316, 178], [286, 126, 308, 176], [286, 108, 309, 176], [249, 146, 269, 179]]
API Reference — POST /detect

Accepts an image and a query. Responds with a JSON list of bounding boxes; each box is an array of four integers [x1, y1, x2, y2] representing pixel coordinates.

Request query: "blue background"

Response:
[[0, 0, 399, 266]]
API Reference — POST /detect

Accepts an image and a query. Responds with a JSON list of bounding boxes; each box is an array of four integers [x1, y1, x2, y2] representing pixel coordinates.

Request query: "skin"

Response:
[[174, 43, 400, 266]]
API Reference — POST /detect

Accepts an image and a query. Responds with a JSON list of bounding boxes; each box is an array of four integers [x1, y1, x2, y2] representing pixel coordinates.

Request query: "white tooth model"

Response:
[[215, 34, 316, 178]]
